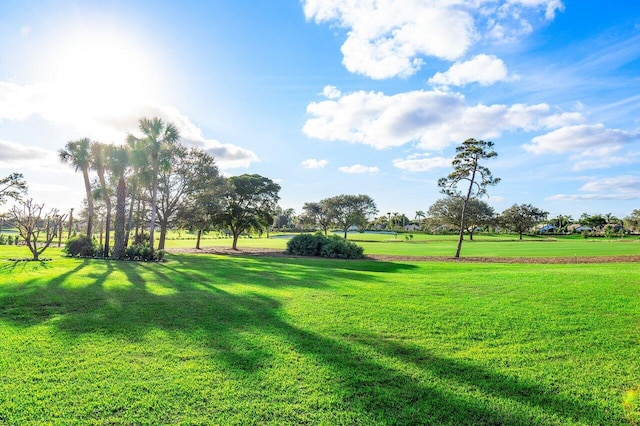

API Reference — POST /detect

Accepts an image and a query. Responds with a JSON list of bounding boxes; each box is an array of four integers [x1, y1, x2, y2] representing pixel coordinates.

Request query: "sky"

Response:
[[0, 0, 639, 221]]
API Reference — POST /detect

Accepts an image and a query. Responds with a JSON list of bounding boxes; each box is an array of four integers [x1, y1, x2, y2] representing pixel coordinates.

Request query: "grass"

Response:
[[163, 230, 640, 258], [0, 246, 639, 424]]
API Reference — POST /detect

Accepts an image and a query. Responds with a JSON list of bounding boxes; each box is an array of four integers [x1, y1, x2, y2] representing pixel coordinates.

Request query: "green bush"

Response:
[[286, 233, 364, 259], [64, 235, 97, 257], [320, 235, 364, 259], [285, 233, 326, 256], [124, 244, 164, 261]]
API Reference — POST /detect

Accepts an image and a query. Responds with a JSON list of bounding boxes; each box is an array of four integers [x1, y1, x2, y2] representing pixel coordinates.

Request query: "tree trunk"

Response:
[[232, 229, 240, 250], [67, 209, 74, 240], [82, 167, 94, 238], [519, 231, 523, 240], [149, 153, 158, 253], [158, 219, 168, 250], [196, 229, 202, 250], [125, 181, 137, 248], [98, 169, 111, 257], [112, 176, 127, 259]]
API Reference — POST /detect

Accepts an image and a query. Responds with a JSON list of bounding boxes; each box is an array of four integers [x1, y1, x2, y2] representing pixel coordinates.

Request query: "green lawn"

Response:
[[164, 231, 640, 258], [0, 246, 638, 424]]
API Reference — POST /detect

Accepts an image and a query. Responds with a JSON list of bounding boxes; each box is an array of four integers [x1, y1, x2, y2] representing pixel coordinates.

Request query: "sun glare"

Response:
[[42, 29, 157, 109]]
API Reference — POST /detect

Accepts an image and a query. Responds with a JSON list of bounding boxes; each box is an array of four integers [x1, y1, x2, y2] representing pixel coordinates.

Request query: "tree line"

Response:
[[1, 134, 639, 260]]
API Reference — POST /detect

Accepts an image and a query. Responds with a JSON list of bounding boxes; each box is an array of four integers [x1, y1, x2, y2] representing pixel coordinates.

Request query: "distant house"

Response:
[[575, 226, 593, 233], [538, 224, 558, 234], [403, 224, 421, 231], [567, 224, 581, 233]]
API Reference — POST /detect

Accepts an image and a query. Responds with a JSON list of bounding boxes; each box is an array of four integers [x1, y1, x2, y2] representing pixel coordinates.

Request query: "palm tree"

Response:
[[110, 145, 130, 259], [124, 134, 151, 247], [59, 138, 94, 238], [91, 142, 112, 257], [132, 117, 180, 252]]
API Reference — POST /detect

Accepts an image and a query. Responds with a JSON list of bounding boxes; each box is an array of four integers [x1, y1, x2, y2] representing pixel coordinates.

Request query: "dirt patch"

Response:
[[168, 247, 639, 264]]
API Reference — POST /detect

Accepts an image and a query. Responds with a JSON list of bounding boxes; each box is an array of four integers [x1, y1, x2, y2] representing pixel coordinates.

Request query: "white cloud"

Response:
[[392, 154, 451, 172], [523, 124, 635, 155], [303, 0, 564, 79], [428, 54, 511, 87], [0, 139, 57, 170], [0, 81, 259, 170], [338, 164, 380, 174], [548, 175, 640, 201], [571, 154, 639, 172], [301, 158, 328, 169], [322, 85, 341, 99], [304, 88, 583, 150]]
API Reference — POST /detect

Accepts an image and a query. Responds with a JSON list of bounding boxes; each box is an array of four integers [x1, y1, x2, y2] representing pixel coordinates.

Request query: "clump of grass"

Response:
[[623, 387, 640, 425]]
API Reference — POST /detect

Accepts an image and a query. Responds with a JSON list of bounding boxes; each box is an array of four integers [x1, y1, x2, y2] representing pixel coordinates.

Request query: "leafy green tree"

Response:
[[301, 201, 335, 235], [324, 194, 378, 238], [59, 138, 94, 237], [624, 209, 640, 233], [0, 172, 27, 205], [438, 138, 499, 258], [8, 199, 66, 260], [500, 204, 548, 240], [579, 213, 607, 229], [213, 174, 281, 250], [156, 145, 221, 250], [130, 117, 180, 253], [428, 196, 495, 240]]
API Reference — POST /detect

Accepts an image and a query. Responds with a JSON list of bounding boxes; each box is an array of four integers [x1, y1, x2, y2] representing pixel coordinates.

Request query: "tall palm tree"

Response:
[[109, 145, 130, 259], [133, 117, 180, 252], [91, 142, 112, 257], [59, 138, 94, 238], [124, 134, 151, 247]]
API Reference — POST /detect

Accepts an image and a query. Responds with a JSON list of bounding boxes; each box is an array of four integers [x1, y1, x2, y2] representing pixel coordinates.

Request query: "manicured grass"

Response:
[[164, 231, 640, 258], [1, 247, 638, 424]]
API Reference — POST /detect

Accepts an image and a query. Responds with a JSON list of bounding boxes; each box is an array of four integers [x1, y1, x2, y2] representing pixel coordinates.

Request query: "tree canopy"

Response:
[[212, 174, 281, 250], [324, 194, 378, 238], [499, 204, 548, 240]]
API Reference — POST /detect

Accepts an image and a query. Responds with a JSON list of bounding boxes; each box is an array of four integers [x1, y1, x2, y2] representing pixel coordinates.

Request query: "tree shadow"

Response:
[[0, 255, 619, 424]]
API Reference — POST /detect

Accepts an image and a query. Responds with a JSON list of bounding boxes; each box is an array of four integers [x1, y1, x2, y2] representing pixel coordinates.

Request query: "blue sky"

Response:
[[0, 0, 639, 220]]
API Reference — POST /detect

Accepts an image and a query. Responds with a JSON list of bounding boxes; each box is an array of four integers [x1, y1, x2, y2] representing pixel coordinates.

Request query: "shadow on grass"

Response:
[[0, 254, 617, 424]]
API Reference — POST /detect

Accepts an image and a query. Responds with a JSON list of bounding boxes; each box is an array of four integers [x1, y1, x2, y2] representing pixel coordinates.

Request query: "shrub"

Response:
[[286, 233, 326, 256], [320, 235, 364, 259], [64, 235, 97, 257], [286, 233, 364, 259], [124, 244, 164, 261]]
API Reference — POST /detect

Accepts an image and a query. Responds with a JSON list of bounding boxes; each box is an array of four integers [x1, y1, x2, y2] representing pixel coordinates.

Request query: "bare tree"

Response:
[[9, 199, 66, 260]]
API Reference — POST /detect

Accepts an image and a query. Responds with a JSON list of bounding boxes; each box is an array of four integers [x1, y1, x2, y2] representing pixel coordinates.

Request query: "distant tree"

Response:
[[273, 207, 296, 230], [156, 145, 221, 250], [438, 138, 499, 258], [212, 174, 281, 250], [8, 199, 66, 260], [301, 201, 334, 235], [500, 204, 548, 240], [579, 213, 607, 229], [324, 194, 378, 239], [428, 197, 495, 240], [59, 138, 94, 237], [624, 209, 640, 233], [0, 172, 28, 205]]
